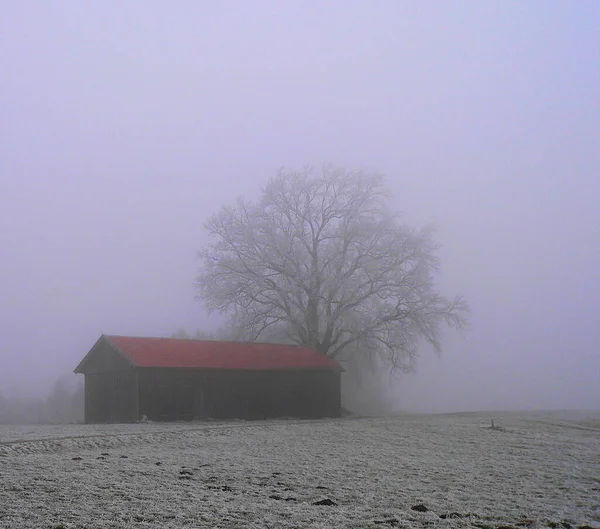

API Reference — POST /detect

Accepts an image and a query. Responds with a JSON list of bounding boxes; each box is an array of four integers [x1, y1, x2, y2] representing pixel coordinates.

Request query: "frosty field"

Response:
[[0, 411, 598, 529]]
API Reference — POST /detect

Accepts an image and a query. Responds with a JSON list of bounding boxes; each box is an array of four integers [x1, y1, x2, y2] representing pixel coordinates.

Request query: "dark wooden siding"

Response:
[[84, 371, 138, 423], [138, 368, 341, 422]]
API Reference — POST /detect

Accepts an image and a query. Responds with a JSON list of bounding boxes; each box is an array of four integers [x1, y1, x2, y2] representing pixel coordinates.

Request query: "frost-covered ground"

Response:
[[0, 411, 598, 529]]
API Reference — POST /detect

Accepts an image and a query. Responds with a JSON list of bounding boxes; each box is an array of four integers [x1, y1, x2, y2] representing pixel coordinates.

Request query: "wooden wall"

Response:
[[137, 368, 341, 422], [84, 371, 138, 423], [80, 340, 138, 423]]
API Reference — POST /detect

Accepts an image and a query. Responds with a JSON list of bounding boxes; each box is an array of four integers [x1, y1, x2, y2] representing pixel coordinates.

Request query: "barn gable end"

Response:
[[74, 335, 134, 374], [73, 336, 138, 423]]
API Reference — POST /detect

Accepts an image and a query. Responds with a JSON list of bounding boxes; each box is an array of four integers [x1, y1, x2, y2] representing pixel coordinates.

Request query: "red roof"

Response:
[[102, 335, 340, 371]]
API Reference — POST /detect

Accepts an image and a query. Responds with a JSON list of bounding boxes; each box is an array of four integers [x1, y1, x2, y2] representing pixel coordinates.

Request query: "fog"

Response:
[[1, 2, 598, 413]]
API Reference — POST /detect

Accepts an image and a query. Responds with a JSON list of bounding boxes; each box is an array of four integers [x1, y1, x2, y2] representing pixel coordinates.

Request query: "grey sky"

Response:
[[1, 1, 598, 411]]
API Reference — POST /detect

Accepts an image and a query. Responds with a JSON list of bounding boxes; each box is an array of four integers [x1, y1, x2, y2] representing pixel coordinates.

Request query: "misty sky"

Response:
[[1, 1, 598, 412]]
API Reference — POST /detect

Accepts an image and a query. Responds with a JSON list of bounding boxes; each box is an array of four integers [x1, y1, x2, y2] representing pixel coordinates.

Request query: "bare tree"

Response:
[[170, 327, 244, 341], [196, 165, 468, 373]]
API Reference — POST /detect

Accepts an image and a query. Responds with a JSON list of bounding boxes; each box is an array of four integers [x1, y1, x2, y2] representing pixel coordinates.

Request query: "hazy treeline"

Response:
[[0, 375, 84, 424]]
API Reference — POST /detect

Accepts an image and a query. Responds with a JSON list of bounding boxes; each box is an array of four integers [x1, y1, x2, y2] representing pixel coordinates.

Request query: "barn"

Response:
[[73, 335, 342, 423]]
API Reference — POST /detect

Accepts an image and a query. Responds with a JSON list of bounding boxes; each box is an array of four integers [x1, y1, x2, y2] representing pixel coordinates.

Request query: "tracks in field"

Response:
[[519, 418, 600, 433], [0, 416, 364, 451], [4, 414, 596, 454]]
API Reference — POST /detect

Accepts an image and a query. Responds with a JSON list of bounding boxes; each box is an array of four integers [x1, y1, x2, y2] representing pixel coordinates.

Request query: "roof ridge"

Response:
[[105, 335, 308, 348]]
